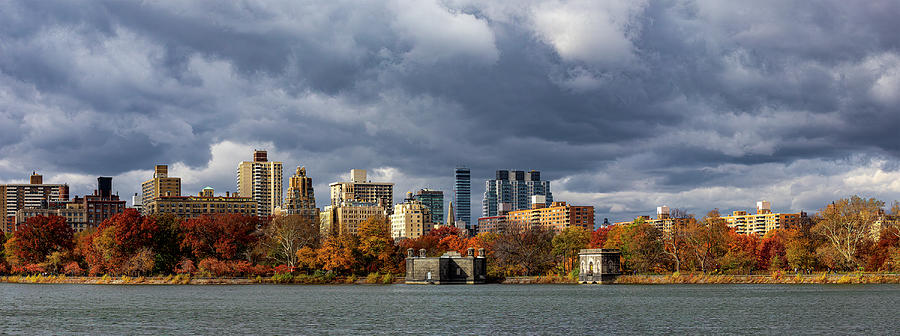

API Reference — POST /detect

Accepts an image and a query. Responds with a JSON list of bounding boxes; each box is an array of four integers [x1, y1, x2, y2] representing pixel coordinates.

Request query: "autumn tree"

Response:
[[589, 226, 612, 248], [262, 215, 320, 268], [357, 215, 398, 274], [492, 222, 555, 276], [7, 215, 74, 266], [316, 234, 362, 274], [813, 196, 883, 270], [719, 232, 757, 273], [150, 214, 185, 274], [683, 210, 731, 273], [551, 227, 590, 273], [662, 209, 694, 272], [604, 221, 666, 273], [180, 214, 260, 261]]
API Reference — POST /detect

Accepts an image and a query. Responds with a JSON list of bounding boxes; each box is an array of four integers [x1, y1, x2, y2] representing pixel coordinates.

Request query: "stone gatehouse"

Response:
[[405, 248, 487, 284], [578, 248, 622, 284]]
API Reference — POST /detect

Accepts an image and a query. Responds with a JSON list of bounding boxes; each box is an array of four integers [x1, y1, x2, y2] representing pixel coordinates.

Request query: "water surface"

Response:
[[1, 283, 897, 334]]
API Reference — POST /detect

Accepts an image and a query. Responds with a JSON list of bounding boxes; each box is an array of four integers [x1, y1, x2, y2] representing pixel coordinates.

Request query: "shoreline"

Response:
[[3, 273, 900, 285]]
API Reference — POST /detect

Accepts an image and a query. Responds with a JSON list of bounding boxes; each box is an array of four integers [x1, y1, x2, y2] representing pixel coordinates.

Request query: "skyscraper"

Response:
[[482, 170, 552, 217], [284, 165, 317, 221], [454, 167, 471, 230], [411, 189, 443, 226], [237, 150, 283, 218]]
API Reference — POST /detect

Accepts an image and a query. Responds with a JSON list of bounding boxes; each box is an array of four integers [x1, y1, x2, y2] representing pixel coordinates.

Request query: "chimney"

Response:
[[226, 191, 230, 197], [419, 249, 427, 258], [467, 247, 475, 257], [407, 248, 414, 258], [477, 248, 485, 258]]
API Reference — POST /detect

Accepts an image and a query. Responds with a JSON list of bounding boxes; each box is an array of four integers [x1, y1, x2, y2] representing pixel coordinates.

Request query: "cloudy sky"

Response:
[[2, 0, 899, 224]]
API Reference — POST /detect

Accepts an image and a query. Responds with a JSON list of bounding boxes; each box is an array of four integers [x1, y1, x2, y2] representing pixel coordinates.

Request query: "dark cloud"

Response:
[[2, 0, 900, 224]]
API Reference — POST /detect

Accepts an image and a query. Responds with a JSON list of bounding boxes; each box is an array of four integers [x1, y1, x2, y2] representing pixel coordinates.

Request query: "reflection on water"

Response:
[[1, 283, 898, 334]]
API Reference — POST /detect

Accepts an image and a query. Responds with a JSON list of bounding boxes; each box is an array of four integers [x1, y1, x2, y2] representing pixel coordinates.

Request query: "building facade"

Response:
[[506, 197, 593, 233], [329, 169, 393, 210], [284, 165, 317, 221], [390, 199, 433, 239], [140, 165, 181, 211], [405, 248, 487, 285], [1, 172, 69, 233], [482, 170, 552, 218], [454, 167, 471, 230], [618, 206, 696, 234], [15, 203, 88, 232], [412, 189, 443, 226], [721, 201, 805, 235], [476, 215, 508, 234], [143, 187, 257, 219], [320, 201, 385, 237], [73, 177, 126, 228], [237, 150, 283, 218]]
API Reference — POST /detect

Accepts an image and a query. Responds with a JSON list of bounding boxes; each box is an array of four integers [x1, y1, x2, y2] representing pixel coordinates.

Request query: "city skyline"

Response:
[[2, 1, 900, 223]]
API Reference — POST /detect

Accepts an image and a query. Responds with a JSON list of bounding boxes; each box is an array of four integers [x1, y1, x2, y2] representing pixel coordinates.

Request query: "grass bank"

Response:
[[613, 272, 900, 284], [0, 274, 406, 285]]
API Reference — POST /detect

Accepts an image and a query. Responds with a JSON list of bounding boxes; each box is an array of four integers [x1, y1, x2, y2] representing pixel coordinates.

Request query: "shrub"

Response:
[[274, 265, 292, 275], [175, 259, 196, 275], [365, 273, 380, 284], [272, 273, 293, 284], [24, 263, 46, 274], [63, 262, 84, 276], [380, 273, 394, 284], [250, 264, 273, 277], [345, 274, 358, 284], [198, 258, 229, 277]]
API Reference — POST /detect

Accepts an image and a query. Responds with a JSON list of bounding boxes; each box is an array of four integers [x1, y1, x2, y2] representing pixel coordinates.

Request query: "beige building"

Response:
[[506, 196, 594, 233], [390, 199, 433, 239], [143, 187, 257, 219], [329, 169, 393, 210], [15, 203, 88, 232], [141, 165, 182, 212], [618, 206, 695, 234], [284, 165, 317, 221], [721, 201, 804, 235], [1, 172, 70, 233], [320, 201, 385, 237], [237, 150, 283, 218]]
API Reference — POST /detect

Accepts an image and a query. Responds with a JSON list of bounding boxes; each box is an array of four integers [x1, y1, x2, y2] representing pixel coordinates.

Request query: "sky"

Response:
[[1, 0, 900, 225]]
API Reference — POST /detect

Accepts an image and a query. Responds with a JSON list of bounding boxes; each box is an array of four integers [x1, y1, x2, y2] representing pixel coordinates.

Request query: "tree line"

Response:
[[1, 195, 899, 278]]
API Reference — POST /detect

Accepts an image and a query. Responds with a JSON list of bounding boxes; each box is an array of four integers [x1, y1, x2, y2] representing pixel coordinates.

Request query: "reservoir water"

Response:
[[1, 283, 898, 334]]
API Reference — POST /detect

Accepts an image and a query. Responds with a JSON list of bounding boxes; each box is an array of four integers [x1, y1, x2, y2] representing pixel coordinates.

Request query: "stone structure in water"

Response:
[[405, 248, 487, 284], [578, 249, 622, 284]]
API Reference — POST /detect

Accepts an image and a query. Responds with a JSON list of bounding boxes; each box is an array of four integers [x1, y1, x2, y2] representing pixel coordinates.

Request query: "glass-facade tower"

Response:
[[482, 170, 552, 217], [454, 167, 471, 230]]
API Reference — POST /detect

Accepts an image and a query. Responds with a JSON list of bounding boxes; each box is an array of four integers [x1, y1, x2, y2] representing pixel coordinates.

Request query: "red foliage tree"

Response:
[[590, 226, 613, 248], [757, 231, 787, 270], [181, 214, 259, 261], [10, 215, 74, 265]]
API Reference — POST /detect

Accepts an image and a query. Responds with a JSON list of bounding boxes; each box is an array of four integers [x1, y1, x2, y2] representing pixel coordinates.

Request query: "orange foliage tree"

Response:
[[7, 215, 73, 266], [180, 214, 259, 261]]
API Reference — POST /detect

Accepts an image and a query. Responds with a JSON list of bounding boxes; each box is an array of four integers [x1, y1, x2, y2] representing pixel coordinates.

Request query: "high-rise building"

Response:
[[411, 189, 443, 226], [482, 170, 552, 218], [143, 187, 257, 219], [329, 169, 393, 210], [1, 172, 70, 233], [284, 165, 317, 221], [141, 165, 181, 212], [454, 167, 471, 230], [237, 150, 283, 218], [390, 198, 433, 239]]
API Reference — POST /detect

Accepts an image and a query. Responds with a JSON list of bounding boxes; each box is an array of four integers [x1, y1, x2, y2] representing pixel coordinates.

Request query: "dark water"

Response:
[[1, 283, 898, 335]]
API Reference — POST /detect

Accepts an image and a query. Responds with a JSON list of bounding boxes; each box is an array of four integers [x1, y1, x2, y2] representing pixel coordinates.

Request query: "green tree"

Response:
[[604, 221, 666, 273], [551, 227, 590, 273]]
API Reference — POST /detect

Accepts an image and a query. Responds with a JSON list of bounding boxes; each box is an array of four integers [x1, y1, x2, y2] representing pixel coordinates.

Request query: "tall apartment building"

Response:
[[506, 196, 593, 233], [721, 201, 805, 235], [141, 165, 181, 211], [390, 198, 433, 239], [329, 169, 393, 209], [320, 201, 385, 237], [143, 187, 257, 219], [1, 172, 70, 233], [15, 202, 88, 232], [483, 170, 552, 217], [411, 189, 443, 226], [283, 165, 317, 221], [237, 150, 283, 218], [454, 167, 471, 230]]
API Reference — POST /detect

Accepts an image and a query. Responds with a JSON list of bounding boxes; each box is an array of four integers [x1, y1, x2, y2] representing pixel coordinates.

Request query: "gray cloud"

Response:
[[2, 0, 900, 224]]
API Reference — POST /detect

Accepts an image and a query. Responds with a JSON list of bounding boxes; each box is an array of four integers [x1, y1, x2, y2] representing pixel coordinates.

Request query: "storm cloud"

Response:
[[1, 0, 899, 223]]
